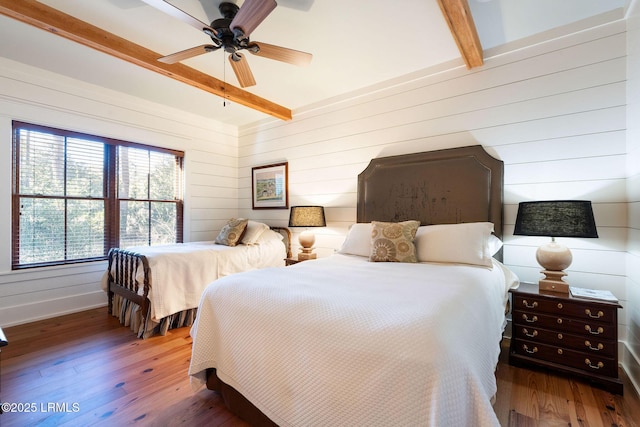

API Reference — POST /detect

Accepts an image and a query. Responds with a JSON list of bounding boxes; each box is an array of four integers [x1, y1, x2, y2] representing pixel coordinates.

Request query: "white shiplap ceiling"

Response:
[[0, 0, 628, 127]]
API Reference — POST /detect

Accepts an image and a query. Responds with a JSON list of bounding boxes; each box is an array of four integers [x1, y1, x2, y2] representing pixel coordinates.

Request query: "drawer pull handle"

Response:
[[523, 300, 538, 309], [557, 303, 563, 309], [585, 309, 604, 319], [557, 349, 563, 355], [523, 345, 538, 354], [522, 314, 538, 323], [585, 359, 604, 370], [557, 318, 563, 324], [585, 325, 604, 335], [523, 328, 538, 338], [585, 340, 604, 351], [557, 333, 563, 340]]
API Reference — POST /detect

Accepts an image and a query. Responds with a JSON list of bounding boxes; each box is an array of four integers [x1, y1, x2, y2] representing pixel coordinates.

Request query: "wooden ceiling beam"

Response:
[[437, 0, 484, 68], [0, 0, 292, 121]]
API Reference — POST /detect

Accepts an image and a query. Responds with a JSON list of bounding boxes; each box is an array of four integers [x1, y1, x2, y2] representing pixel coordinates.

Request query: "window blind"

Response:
[[12, 121, 184, 269]]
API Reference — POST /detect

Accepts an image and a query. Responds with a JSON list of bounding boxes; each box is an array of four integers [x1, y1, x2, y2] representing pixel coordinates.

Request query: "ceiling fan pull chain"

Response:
[[223, 55, 227, 107]]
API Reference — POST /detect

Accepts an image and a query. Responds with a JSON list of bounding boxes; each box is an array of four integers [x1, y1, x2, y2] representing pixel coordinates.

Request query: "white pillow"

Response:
[[240, 220, 270, 245], [487, 234, 503, 256], [338, 223, 372, 257], [414, 222, 495, 267]]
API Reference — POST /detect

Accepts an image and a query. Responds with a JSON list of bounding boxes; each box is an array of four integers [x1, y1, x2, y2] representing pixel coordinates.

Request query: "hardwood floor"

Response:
[[1, 307, 639, 426], [494, 341, 640, 427]]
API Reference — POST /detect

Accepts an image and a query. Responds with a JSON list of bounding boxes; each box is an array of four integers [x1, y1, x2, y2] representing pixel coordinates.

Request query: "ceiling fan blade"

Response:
[[230, 0, 277, 37], [158, 44, 219, 64], [229, 53, 256, 88], [140, 0, 217, 37], [250, 42, 312, 66]]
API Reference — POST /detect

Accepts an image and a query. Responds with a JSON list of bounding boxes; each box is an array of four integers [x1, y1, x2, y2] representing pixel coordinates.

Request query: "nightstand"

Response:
[[284, 257, 304, 266], [509, 282, 623, 394]]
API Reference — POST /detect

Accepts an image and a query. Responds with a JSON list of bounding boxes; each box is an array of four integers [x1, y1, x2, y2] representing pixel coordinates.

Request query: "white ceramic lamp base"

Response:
[[536, 238, 572, 294], [298, 230, 317, 260]]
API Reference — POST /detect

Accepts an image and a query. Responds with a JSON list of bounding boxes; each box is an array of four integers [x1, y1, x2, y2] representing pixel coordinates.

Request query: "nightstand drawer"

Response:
[[512, 295, 616, 323], [513, 310, 616, 340], [512, 325, 617, 358], [513, 339, 618, 377]]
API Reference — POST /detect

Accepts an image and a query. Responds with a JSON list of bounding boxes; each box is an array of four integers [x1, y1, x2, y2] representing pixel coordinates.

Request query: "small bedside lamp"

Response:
[[288, 206, 326, 260], [514, 200, 598, 294]]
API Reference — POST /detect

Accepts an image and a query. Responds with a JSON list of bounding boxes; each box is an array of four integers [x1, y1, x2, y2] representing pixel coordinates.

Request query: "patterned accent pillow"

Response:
[[369, 220, 420, 263], [215, 218, 249, 246]]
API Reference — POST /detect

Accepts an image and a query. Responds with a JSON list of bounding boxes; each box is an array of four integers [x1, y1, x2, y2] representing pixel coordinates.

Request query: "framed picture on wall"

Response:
[[252, 162, 288, 209]]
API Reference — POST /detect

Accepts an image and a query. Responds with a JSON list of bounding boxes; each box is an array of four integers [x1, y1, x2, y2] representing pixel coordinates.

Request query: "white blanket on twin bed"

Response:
[[189, 254, 519, 427], [103, 238, 286, 321]]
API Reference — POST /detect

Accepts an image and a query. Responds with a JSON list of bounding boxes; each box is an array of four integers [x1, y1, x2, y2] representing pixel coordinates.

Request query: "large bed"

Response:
[[104, 223, 291, 338], [188, 145, 519, 426]]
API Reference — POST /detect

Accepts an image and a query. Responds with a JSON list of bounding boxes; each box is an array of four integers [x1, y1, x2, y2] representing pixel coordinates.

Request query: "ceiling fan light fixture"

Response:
[[145, 0, 311, 88]]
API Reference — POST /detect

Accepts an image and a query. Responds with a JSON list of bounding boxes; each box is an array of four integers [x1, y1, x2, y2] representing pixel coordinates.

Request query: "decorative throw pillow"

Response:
[[215, 218, 248, 246], [369, 220, 420, 263]]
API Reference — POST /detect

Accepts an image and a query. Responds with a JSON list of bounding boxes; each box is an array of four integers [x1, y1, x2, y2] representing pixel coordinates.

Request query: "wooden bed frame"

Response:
[[204, 145, 505, 425], [106, 226, 292, 337]]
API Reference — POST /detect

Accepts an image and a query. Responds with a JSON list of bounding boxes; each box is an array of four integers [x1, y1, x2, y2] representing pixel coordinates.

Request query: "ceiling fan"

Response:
[[141, 0, 312, 88]]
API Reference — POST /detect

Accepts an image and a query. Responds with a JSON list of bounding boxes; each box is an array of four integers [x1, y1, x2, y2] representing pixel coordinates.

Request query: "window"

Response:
[[12, 121, 183, 269]]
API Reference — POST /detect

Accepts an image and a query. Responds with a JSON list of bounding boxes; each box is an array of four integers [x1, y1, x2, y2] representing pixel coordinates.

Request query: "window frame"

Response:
[[11, 121, 184, 270]]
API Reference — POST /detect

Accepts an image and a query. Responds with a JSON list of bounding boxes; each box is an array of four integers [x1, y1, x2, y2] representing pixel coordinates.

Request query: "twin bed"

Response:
[[104, 223, 291, 338], [186, 145, 519, 426]]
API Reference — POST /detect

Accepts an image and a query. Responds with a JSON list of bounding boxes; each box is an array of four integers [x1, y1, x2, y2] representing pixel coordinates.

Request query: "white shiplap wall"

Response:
[[238, 19, 637, 384], [625, 0, 640, 393], [0, 58, 238, 327], [0, 4, 637, 395]]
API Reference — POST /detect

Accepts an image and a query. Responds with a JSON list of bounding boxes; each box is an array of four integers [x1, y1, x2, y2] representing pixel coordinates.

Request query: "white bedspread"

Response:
[[103, 238, 286, 321], [189, 254, 519, 426]]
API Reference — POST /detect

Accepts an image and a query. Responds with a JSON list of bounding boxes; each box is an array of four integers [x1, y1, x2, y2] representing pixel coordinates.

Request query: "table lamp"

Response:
[[513, 200, 598, 294], [288, 206, 326, 260]]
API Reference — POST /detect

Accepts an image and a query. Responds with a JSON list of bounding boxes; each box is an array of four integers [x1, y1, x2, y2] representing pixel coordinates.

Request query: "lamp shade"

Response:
[[513, 201, 598, 238], [288, 206, 326, 227]]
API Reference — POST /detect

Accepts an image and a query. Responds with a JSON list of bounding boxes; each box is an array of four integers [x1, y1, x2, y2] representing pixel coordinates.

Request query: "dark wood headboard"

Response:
[[357, 145, 504, 239]]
